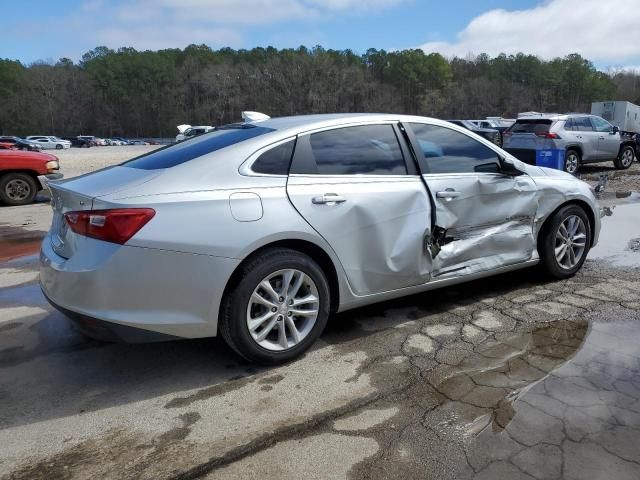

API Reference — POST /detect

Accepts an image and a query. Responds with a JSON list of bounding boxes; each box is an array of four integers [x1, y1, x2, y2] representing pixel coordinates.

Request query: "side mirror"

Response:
[[499, 156, 523, 176], [612, 126, 620, 135]]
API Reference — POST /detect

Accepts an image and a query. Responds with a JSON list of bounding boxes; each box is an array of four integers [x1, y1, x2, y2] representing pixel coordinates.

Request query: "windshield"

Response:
[[122, 125, 275, 170]]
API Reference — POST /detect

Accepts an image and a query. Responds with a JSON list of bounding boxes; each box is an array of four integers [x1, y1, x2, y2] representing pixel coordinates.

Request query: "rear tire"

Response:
[[614, 145, 635, 170], [564, 149, 581, 174], [55, 144, 63, 150], [0, 173, 38, 206], [219, 248, 330, 365], [539, 205, 591, 279]]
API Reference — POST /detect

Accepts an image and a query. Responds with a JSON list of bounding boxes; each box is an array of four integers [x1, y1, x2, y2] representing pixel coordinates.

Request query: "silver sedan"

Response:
[[40, 114, 600, 364]]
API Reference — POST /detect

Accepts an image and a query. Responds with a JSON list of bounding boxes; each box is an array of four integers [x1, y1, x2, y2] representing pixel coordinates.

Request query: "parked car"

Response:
[[61, 136, 94, 148], [502, 114, 636, 174], [129, 140, 150, 145], [105, 138, 126, 146], [41, 113, 600, 364], [0, 150, 61, 205], [470, 119, 511, 137], [25, 136, 71, 150], [0, 142, 17, 150], [176, 124, 214, 142], [447, 120, 502, 146], [0, 136, 43, 151]]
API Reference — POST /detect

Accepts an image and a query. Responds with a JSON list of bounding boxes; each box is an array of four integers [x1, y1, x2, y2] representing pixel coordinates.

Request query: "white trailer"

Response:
[[591, 101, 640, 133]]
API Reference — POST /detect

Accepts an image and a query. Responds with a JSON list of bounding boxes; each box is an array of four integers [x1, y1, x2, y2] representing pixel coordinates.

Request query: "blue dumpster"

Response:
[[535, 149, 565, 170]]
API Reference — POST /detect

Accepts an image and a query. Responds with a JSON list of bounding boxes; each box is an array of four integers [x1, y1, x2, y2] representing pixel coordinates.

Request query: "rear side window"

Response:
[[575, 117, 594, 132], [252, 140, 295, 175], [508, 119, 553, 134], [564, 118, 576, 131], [298, 125, 406, 175], [409, 123, 500, 174], [122, 126, 274, 170]]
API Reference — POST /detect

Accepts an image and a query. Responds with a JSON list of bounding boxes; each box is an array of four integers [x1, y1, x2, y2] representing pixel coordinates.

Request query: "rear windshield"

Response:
[[122, 125, 275, 170], [508, 119, 553, 134]]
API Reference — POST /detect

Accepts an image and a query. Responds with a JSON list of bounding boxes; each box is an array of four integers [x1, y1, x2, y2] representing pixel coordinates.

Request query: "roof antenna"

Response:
[[242, 111, 270, 123]]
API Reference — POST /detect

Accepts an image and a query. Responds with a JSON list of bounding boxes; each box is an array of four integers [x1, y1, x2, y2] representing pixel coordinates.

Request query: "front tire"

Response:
[[564, 149, 581, 174], [55, 144, 63, 150], [614, 145, 635, 170], [539, 205, 591, 279], [0, 173, 38, 206], [219, 248, 330, 365]]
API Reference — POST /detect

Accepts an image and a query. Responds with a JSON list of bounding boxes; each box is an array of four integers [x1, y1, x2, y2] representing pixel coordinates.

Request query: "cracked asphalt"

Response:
[[1, 173, 640, 478]]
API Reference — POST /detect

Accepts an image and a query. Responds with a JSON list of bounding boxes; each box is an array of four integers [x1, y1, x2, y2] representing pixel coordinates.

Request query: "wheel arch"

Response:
[[0, 169, 41, 186], [565, 144, 583, 157], [220, 239, 341, 321], [537, 199, 597, 251]]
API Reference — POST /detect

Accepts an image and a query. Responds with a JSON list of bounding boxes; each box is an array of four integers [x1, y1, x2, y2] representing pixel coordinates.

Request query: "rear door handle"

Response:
[[312, 193, 346, 205], [436, 190, 461, 199], [599, 136, 605, 140]]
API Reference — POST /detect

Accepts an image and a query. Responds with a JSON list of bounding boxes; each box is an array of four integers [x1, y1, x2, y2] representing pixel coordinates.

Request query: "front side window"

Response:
[[409, 123, 500, 174], [591, 116, 612, 133], [302, 125, 406, 175], [252, 139, 295, 175]]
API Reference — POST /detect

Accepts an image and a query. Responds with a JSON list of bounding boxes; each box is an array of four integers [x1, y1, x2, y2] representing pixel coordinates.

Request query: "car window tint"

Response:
[[508, 119, 552, 134], [409, 123, 500, 174], [591, 117, 612, 132], [575, 117, 594, 132], [122, 125, 275, 170], [307, 125, 406, 175], [564, 118, 576, 131], [252, 140, 295, 175]]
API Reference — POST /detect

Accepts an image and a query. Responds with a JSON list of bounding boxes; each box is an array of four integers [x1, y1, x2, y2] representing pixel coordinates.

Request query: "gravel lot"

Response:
[[54, 145, 160, 179]]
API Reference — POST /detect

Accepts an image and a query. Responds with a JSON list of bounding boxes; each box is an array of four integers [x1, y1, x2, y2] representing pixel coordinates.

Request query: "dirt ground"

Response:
[[1, 148, 640, 479], [52, 145, 160, 179]]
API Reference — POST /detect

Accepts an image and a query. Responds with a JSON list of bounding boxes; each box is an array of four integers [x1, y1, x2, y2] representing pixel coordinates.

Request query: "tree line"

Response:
[[1, 45, 638, 138]]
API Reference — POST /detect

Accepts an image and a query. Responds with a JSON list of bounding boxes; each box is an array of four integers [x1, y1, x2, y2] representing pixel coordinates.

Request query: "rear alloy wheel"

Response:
[[220, 248, 330, 364], [540, 205, 591, 279], [564, 149, 581, 174], [614, 145, 635, 170], [0, 173, 38, 206]]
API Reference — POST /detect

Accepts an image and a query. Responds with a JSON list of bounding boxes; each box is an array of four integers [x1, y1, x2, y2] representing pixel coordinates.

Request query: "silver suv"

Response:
[[502, 114, 636, 174]]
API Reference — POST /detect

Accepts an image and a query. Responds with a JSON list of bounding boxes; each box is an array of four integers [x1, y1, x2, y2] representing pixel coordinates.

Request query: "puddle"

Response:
[[0, 225, 45, 262], [589, 203, 640, 267], [456, 319, 640, 479]]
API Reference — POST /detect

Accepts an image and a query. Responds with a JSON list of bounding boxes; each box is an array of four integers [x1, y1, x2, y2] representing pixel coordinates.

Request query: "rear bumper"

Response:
[[43, 291, 179, 342], [39, 234, 240, 340]]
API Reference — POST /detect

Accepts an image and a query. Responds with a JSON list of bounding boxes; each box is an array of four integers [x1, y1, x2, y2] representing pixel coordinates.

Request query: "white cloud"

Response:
[[84, 0, 408, 52], [418, 0, 640, 63]]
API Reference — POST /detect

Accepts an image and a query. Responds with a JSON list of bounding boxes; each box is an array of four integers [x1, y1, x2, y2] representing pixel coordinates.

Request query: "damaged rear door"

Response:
[[287, 122, 432, 296], [406, 122, 538, 279]]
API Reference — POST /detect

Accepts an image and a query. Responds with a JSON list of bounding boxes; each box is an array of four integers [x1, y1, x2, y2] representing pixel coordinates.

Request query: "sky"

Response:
[[2, 0, 640, 71]]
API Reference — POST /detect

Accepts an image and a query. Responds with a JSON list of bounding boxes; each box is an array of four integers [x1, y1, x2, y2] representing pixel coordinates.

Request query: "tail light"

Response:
[[64, 208, 155, 245], [535, 132, 561, 139]]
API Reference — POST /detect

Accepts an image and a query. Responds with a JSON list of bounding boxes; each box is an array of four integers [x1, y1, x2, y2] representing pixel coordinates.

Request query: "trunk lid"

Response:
[[47, 166, 161, 258]]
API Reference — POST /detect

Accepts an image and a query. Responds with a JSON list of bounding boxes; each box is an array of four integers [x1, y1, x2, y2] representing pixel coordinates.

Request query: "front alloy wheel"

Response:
[[554, 215, 588, 270], [540, 205, 591, 279], [247, 269, 319, 351]]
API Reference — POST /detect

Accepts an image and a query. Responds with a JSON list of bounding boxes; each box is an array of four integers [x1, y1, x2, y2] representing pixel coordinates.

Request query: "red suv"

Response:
[[0, 150, 62, 205]]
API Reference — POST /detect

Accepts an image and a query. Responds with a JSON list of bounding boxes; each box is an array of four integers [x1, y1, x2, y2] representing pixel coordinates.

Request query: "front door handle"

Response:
[[312, 193, 346, 205], [436, 190, 461, 199], [598, 136, 605, 140]]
